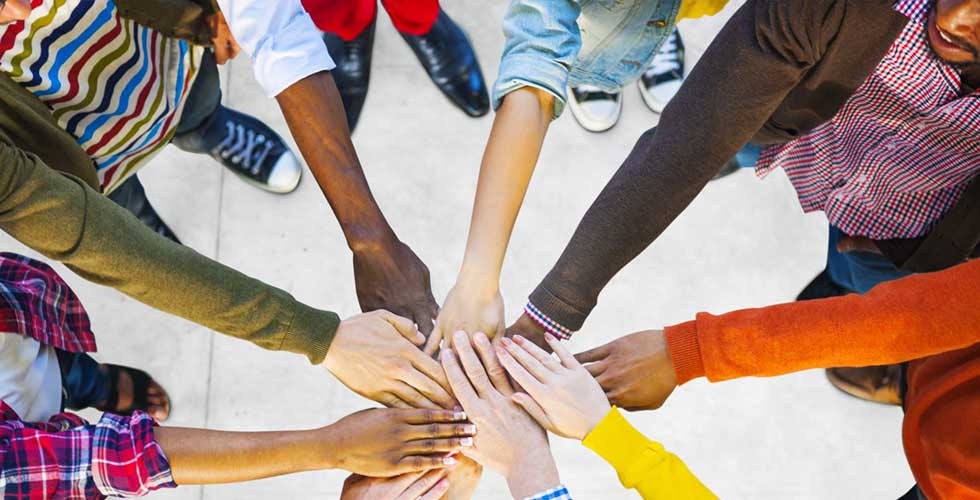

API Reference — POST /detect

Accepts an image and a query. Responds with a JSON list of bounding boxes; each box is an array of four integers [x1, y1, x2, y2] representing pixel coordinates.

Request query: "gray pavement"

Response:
[[0, 1, 915, 498]]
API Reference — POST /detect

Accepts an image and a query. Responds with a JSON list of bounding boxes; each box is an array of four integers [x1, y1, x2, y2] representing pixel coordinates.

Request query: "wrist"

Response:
[[346, 225, 398, 254], [309, 426, 341, 470], [505, 449, 560, 499], [454, 266, 500, 295]]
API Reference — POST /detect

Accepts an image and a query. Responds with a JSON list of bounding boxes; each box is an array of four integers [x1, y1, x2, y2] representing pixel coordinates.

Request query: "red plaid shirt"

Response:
[[756, 0, 980, 239], [0, 254, 175, 499]]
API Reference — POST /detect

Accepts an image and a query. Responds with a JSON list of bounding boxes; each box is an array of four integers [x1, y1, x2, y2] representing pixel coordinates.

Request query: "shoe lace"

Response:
[[211, 121, 274, 175], [645, 29, 682, 77]]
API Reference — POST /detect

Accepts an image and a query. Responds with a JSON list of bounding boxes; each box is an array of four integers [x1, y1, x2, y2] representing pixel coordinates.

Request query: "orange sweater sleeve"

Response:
[[664, 259, 980, 384]]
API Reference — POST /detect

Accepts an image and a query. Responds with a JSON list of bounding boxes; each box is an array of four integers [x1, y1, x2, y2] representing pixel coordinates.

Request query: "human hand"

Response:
[[341, 470, 451, 500], [503, 312, 550, 352], [836, 235, 882, 254], [442, 455, 482, 500], [353, 239, 440, 336], [206, 12, 240, 64], [574, 330, 678, 411], [323, 310, 455, 409], [322, 408, 474, 477], [497, 334, 610, 440], [425, 279, 504, 355], [440, 331, 560, 499]]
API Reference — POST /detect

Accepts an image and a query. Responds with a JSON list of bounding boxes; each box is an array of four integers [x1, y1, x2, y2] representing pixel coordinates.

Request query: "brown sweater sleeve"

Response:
[[528, 0, 845, 331], [0, 141, 338, 364], [665, 258, 980, 384]]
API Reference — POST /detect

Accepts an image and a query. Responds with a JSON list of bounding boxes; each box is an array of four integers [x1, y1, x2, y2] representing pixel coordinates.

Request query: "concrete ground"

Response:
[[0, 1, 915, 498]]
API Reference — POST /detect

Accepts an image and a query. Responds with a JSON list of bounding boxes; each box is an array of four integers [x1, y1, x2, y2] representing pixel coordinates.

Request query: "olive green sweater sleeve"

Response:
[[0, 141, 338, 364]]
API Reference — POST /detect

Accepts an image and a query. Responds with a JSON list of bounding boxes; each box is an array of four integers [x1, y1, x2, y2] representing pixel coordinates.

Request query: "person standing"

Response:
[[305, 0, 489, 131]]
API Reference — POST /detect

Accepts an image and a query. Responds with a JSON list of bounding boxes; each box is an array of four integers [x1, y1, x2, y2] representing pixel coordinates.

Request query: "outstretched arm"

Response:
[[428, 87, 553, 352], [514, 0, 844, 344], [218, 0, 438, 333], [0, 406, 473, 498]]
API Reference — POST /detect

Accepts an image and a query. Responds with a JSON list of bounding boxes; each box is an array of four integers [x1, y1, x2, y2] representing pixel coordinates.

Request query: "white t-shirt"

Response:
[[0, 333, 63, 421], [217, 0, 336, 97]]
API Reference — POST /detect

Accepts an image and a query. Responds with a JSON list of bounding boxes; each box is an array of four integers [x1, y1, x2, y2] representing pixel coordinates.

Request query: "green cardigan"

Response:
[[0, 4, 339, 364]]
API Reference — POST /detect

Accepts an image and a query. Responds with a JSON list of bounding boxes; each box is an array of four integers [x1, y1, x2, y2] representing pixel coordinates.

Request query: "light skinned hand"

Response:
[[497, 334, 610, 440], [442, 455, 483, 500], [341, 469, 451, 500], [324, 408, 474, 477], [574, 330, 678, 411], [206, 12, 241, 64], [424, 279, 505, 355], [323, 310, 455, 409], [440, 331, 560, 499]]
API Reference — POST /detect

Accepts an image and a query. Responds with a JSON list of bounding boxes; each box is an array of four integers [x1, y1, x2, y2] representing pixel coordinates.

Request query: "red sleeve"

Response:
[[664, 259, 980, 384]]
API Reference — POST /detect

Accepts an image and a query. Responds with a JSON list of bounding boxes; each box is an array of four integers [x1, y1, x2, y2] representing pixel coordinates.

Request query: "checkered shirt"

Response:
[[0, 254, 175, 499], [0, 253, 96, 353], [755, 0, 980, 239], [524, 485, 572, 500]]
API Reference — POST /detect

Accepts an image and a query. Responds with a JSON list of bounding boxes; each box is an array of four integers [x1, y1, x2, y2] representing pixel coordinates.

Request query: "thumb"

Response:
[[380, 310, 425, 345], [423, 322, 444, 355], [511, 392, 555, 433]]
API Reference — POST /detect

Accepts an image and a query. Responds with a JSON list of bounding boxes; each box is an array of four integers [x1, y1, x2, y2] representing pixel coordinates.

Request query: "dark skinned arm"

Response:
[[275, 71, 439, 334]]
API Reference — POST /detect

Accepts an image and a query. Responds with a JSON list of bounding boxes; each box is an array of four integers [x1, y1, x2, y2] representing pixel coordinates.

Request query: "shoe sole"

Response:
[[566, 90, 623, 133], [225, 167, 302, 195], [638, 80, 666, 115]]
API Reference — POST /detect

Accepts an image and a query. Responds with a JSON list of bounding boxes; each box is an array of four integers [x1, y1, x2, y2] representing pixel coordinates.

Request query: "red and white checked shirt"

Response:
[[0, 253, 175, 499], [756, 0, 980, 239]]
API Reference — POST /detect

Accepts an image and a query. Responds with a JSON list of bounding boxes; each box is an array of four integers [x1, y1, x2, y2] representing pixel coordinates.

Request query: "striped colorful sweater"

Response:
[[0, 0, 203, 193]]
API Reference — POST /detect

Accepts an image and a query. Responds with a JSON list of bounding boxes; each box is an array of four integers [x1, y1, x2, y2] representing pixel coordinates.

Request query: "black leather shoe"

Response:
[[107, 175, 181, 245], [400, 10, 489, 117], [322, 18, 376, 132]]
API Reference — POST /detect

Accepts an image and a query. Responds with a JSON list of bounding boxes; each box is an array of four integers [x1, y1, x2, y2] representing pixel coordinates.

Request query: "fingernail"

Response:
[[475, 331, 488, 343], [500, 337, 513, 346], [453, 411, 466, 420], [514, 335, 526, 343], [460, 437, 474, 446], [494, 346, 506, 356], [463, 424, 477, 434], [454, 331, 466, 340], [443, 456, 456, 465]]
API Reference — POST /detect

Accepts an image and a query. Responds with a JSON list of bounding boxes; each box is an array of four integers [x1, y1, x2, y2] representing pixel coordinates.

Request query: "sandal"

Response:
[[101, 364, 172, 421]]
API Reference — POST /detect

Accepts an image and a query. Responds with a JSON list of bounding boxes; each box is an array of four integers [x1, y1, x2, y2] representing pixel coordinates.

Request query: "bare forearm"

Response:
[[459, 88, 552, 284], [276, 71, 395, 249], [156, 426, 335, 485]]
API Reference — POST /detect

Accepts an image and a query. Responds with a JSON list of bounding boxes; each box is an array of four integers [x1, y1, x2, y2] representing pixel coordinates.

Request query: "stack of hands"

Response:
[[323, 302, 675, 499]]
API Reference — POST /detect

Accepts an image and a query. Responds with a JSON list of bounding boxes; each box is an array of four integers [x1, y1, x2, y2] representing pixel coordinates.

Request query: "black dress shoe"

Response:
[[322, 19, 376, 132], [400, 10, 489, 117], [107, 175, 181, 244]]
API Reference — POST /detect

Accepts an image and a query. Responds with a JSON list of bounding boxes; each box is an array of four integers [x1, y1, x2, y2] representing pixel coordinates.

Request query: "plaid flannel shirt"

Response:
[[756, 0, 980, 240], [0, 253, 176, 499]]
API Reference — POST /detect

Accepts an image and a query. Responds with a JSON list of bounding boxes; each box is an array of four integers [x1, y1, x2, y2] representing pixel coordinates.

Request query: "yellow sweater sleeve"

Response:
[[582, 408, 718, 500], [676, 0, 728, 21]]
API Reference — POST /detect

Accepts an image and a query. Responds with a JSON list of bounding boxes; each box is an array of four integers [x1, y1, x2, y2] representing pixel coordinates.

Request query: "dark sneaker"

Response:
[[400, 9, 489, 117], [638, 28, 685, 114], [567, 85, 622, 133], [175, 106, 302, 194], [796, 269, 849, 301], [323, 18, 376, 132], [107, 175, 181, 244]]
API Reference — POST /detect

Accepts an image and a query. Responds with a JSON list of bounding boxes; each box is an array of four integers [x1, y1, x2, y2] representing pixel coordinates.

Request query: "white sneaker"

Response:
[[639, 28, 684, 114], [566, 85, 623, 133]]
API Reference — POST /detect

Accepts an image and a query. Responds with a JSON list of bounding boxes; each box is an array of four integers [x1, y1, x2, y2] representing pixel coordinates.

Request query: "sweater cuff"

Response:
[[281, 302, 340, 365], [527, 284, 591, 333], [664, 319, 706, 385], [583, 407, 665, 477]]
